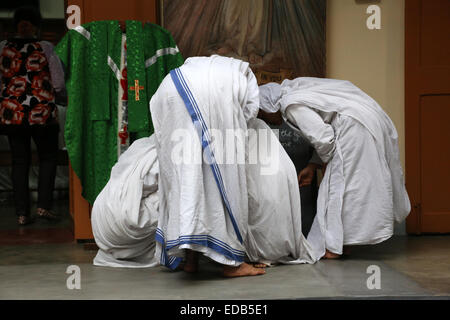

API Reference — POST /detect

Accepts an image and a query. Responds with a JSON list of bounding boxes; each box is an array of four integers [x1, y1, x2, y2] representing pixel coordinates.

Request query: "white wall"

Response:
[[326, 0, 406, 234], [327, 0, 405, 166]]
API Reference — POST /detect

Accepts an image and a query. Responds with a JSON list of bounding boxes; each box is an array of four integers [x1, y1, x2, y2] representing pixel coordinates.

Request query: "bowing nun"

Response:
[[259, 78, 411, 260]]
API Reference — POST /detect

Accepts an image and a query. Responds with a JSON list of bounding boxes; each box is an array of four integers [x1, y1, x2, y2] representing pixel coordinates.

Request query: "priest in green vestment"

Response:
[[55, 20, 184, 204]]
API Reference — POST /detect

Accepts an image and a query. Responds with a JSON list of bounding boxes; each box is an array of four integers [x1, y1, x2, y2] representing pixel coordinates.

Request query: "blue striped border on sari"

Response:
[[169, 68, 243, 244]]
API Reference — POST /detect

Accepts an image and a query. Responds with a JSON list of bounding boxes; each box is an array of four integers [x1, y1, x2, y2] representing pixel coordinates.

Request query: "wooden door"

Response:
[[68, 0, 158, 25], [65, 0, 158, 240], [405, 0, 450, 233]]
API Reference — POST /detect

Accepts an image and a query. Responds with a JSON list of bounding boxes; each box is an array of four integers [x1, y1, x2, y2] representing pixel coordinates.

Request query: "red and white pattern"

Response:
[[26, 50, 47, 72], [28, 103, 51, 124], [0, 47, 22, 78], [6, 77, 27, 97], [0, 99, 24, 125], [0, 41, 57, 126]]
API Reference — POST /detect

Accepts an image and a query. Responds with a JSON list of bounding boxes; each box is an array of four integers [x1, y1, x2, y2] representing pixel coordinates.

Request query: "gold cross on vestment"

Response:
[[130, 80, 144, 101]]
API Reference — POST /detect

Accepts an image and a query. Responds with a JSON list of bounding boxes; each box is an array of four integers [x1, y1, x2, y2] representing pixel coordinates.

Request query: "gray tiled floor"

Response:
[[0, 235, 449, 299]]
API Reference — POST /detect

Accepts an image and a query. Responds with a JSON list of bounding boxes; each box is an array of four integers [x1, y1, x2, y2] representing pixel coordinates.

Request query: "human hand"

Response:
[[298, 164, 316, 187]]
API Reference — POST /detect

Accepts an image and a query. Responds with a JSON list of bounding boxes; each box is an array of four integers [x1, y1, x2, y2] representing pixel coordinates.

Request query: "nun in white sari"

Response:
[[149, 55, 259, 276], [259, 78, 411, 260], [149, 55, 316, 275]]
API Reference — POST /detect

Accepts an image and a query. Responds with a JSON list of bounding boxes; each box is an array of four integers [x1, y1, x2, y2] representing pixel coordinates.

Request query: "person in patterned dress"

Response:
[[0, 7, 66, 225]]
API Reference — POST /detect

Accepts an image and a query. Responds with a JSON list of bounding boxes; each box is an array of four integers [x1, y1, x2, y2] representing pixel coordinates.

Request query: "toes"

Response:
[[223, 263, 266, 277], [255, 269, 266, 275], [324, 249, 342, 259]]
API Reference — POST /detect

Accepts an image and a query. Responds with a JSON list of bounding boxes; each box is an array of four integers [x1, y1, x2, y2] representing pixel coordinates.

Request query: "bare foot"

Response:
[[183, 249, 199, 273], [223, 262, 266, 278], [323, 249, 342, 259], [252, 262, 268, 268]]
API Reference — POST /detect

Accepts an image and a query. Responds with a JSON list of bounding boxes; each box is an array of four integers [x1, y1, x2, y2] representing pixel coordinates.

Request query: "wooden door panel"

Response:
[[419, 0, 450, 67], [406, 0, 450, 233], [420, 95, 450, 233], [68, 164, 93, 239], [418, 69, 450, 94], [83, 0, 157, 23]]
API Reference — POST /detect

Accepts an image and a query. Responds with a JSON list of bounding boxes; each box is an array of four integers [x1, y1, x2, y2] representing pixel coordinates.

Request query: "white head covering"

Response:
[[258, 82, 282, 113]]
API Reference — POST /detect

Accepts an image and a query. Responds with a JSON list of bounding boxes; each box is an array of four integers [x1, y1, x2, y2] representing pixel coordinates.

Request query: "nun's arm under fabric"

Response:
[[284, 104, 336, 163]]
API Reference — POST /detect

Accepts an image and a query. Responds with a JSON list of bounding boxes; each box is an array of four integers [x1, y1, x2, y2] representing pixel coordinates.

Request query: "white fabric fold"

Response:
[[258, 82, 282, 113], [245, 118, 316, 264], [91, 136, 159, 268], [284, 105, 336, 163]]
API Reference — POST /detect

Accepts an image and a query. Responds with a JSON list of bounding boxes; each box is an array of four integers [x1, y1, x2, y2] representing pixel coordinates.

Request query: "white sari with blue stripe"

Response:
[[150, 56, 259, 268]]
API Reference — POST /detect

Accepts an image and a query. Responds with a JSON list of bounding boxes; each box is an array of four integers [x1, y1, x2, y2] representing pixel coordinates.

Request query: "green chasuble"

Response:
[[55, 20, 184, 204]]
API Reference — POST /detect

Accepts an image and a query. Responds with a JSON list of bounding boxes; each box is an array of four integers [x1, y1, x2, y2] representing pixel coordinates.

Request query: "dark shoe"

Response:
[[36, 208, 60, 221], [18, 215, 34, 226]]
